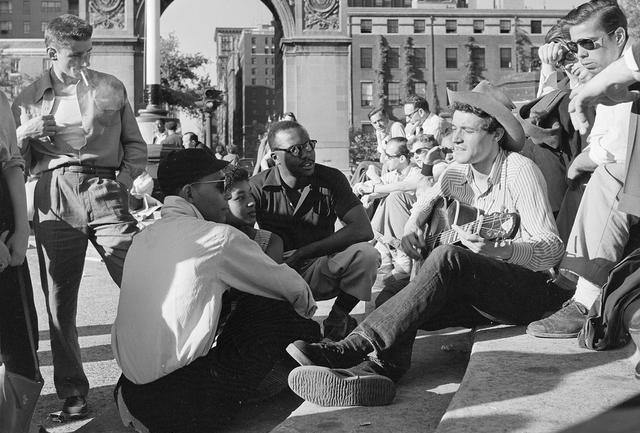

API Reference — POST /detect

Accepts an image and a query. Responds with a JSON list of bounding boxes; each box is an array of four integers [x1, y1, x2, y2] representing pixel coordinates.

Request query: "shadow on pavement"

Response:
[[38, 344, 114, 367], [39, 325, 113, 342]]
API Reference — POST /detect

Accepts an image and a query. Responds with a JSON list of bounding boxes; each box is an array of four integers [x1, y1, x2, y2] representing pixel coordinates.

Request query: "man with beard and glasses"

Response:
[[250, 121, 380, 342]]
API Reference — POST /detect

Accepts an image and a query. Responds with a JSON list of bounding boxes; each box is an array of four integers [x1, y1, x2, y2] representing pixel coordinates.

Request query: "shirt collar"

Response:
[[33, 68, 56, 101], [262, 165, 284, 187]]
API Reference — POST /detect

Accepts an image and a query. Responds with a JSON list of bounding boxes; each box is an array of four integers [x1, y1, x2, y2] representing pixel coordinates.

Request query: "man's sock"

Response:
[[573, 277, 602, 310]]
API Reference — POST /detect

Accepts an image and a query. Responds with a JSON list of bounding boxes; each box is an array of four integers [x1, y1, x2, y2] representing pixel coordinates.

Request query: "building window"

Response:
[[388, 82, 401, 105], [361, 19, 372, 34], [361, 82, 373, 107], [531, 20, 542, 34], [23, 21, 30, 34], [387, 19, 398, 34], [265, 37, 269, 45], [0, 1, 12, 13], [251, 78, 256, 85], [446, 82, 458, 104], [414, 47, 426, 69], [251, 47, 256, 54], [388, 47, 399, 69], [414, 81, 426, 98], [445, 19, 457, 34], [251, 68, 256, 75], [414, 19, 425, 34], [472, 47, 485, 70], [445, 47, 457, 69], [23, 1, 30, 13], [530, 46, 541, 71], [473, 20, 484, 34], [41, 1, 61, 12], [500, 20, 511, 33], [264, 47, 269, 54], [360, 47, 373, 69], [500, 47, 512, 68], [0, 21, 12, 35], [251, 58, 256, 65]]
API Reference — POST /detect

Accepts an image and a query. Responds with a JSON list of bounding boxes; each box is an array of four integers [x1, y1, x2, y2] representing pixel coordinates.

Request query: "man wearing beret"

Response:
[[285, 81, 569, 407], [111, 149, 321, 432]]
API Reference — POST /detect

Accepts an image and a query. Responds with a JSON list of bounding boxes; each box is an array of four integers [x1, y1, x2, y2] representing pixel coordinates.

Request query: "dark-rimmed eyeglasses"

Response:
[[566, 29, 616, 52], [405, 108, 419, 119], [273, 139, 317, 157], [384, 152, 408, 159], [414, 147, 433, 155]]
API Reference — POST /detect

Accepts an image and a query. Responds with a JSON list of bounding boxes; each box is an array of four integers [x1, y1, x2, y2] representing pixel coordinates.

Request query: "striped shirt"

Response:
[[407, 150, 563, 272]]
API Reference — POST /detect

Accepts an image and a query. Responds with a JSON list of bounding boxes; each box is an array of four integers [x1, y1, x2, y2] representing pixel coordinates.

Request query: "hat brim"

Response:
[[447, 88, 525, 152]]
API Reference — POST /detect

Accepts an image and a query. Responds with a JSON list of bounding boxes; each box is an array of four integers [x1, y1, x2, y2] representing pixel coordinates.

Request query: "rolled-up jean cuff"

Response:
[[559, 256, 613, 288], [351, 330, 380, 355]]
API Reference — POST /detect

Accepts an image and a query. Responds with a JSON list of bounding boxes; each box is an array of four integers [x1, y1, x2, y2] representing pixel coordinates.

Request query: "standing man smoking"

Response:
[[11, 14, 147, 418]]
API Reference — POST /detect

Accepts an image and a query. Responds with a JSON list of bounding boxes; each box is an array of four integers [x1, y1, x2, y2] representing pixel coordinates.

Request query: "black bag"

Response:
[[578, 248, 640, 351]]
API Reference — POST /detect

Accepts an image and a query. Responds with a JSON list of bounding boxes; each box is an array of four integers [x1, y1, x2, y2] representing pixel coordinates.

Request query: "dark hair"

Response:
[[165, 120, 178, 132], [545, 22, 570, 44], [183, 132, 198, 142], [386, 137, 410, 156], [222, 165, 250, 195], [452, 102, 501, 134], [405, 95, 430, 112], [413, 134, 438, 151], [158, 149, 228, 196], [563, 0, 627, 34], [367, 107, 388, 120], [280, 112, 297, 121], [45, 15, 93, 48], [267, 120, 305, 149]]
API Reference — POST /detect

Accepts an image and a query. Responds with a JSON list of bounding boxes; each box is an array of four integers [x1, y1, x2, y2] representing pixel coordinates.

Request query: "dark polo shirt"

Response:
[[249, 164, 361, 251]]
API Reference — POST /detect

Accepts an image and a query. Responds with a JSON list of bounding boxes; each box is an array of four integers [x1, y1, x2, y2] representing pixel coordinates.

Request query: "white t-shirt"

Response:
[[52, 90, 86, 150]]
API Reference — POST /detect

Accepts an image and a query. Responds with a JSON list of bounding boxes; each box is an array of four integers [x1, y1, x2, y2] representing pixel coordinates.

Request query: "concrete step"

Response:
[[435, 325, 640, 433]]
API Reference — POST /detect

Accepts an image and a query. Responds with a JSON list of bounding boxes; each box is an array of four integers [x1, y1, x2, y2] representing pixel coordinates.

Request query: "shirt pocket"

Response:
[[94, 97, 121, 127]]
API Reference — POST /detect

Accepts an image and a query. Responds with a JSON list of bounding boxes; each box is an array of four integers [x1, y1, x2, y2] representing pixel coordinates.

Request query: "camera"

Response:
[[552, 39, 578, 68]]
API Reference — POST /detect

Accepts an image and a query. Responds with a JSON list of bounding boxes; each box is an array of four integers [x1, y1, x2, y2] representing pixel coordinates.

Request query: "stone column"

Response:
[[138, 0, 166, 118]]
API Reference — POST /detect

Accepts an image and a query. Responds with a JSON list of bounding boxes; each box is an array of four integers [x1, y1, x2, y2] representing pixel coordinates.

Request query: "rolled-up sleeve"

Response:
[[218, 227, 317, 318], [507, 161, 564, 271], [0, 92, 24, 171]]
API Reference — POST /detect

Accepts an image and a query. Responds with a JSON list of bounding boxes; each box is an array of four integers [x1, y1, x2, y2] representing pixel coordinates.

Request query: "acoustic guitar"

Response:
[[410, 196, 520, 279]]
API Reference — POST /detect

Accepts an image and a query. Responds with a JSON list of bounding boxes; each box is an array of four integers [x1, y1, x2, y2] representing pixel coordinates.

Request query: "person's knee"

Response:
[[350, 243, 381, 270]]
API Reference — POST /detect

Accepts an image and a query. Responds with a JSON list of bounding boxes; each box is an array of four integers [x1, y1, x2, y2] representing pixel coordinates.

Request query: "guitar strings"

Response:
[[424, 213, 514, 247]]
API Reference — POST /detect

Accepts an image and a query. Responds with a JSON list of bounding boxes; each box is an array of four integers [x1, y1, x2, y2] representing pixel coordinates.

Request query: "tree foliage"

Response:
[[374, 35, 389, 110], [515, 18, 533, 72], [619, 0, 640, 40], [463, 37, 484, 90], [401, 37, 416, 101], [160, 33, 212, 117], [349, 127, 378, 172], [0, 47, 34, 102]]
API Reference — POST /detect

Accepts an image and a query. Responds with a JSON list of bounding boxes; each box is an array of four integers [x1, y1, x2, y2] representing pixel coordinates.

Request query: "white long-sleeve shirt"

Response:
[[112, 196, 317, 385], [586, 101, 632, 165]]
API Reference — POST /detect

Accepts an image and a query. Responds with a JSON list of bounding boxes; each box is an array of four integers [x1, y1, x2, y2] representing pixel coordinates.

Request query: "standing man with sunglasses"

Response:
[[250, 121, 380, 341], [11, 15, 146, 417], [403, 95, 447, 143], [527, 0, 639, 339]]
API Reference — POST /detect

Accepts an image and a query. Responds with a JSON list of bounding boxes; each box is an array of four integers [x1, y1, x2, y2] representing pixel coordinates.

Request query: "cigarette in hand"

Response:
[[80, 70, 89, 86]]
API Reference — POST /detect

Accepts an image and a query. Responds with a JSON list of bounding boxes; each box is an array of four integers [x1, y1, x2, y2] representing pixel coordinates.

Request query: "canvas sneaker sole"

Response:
[[288, 366, 396, 407]]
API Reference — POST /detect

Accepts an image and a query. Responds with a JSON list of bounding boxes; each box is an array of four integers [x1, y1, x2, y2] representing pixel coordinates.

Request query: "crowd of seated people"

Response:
[[5, 2, 640, 431]]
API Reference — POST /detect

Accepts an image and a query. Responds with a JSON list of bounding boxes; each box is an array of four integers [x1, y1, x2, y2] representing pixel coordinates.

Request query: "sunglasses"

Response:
[[414, 148, 432, 155], [565, 29, 616, 52], [405, 108, 419, 119], [385, 152, 407, 159], [273, 139, 317, 157]]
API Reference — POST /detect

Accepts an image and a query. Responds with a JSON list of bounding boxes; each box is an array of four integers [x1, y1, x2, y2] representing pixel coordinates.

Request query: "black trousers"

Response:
[[119, 294, 321, 433]]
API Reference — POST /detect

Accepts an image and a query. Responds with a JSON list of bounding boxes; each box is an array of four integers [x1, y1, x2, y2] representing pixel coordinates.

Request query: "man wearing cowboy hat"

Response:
[[283, 81, 569, 407]]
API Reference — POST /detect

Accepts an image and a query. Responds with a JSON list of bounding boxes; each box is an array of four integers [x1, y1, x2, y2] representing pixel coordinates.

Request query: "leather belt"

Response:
[[53, 164, 117, 177]]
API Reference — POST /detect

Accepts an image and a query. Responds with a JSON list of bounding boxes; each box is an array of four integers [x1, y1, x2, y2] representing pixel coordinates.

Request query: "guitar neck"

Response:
[[427, 219, 479, 250]]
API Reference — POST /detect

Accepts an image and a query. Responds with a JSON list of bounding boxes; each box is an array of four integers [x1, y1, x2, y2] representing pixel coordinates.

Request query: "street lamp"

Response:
[[200, 87, 224, 148]]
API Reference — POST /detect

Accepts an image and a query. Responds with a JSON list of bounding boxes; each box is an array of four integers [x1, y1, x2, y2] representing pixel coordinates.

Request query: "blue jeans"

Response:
[[34, 168, 138, 398], [354, 245, 571, 380]]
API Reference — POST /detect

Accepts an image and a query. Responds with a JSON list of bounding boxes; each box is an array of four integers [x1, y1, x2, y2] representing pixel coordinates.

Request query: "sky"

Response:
[[160, 0, 273, 79]]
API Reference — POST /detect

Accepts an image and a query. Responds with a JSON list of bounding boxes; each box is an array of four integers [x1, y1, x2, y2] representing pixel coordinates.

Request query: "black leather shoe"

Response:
[[526, 300, 588, 338], [62, 395, 88, 419], [286, 338, 370, 369]]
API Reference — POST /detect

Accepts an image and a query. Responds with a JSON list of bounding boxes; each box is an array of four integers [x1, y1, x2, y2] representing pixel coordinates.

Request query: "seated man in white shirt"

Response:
[[111, 149, 321, 433], [403, 95, 447, 143]]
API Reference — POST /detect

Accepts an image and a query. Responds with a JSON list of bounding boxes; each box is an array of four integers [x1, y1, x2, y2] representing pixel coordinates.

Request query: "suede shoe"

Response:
[[62, 395, 88, 419], [288, 363, 396, 407], [286, 338, 370, 369], [526, 300, 589, 338]]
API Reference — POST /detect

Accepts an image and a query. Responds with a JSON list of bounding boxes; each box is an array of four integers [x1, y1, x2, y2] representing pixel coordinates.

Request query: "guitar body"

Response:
[[410, 197, 520, 280]]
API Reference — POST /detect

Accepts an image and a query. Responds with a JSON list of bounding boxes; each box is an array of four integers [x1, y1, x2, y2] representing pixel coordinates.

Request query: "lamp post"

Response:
[[139, 0, 166, 117]]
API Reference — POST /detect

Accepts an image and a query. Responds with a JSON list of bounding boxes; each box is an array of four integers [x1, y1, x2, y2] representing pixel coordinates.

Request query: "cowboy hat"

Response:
[[447, 80, 525, 152], [515, 89, 566, 148]]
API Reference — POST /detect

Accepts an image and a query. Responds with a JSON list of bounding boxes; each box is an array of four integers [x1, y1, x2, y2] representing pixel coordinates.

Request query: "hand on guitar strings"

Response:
[[400, 229, 427, 260], [451, 224, 514, 261]]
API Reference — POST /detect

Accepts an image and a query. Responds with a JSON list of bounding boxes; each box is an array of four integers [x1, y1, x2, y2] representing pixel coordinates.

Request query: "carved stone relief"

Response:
[[89, 0, 126, 30], [304, 0, 339, 31]]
